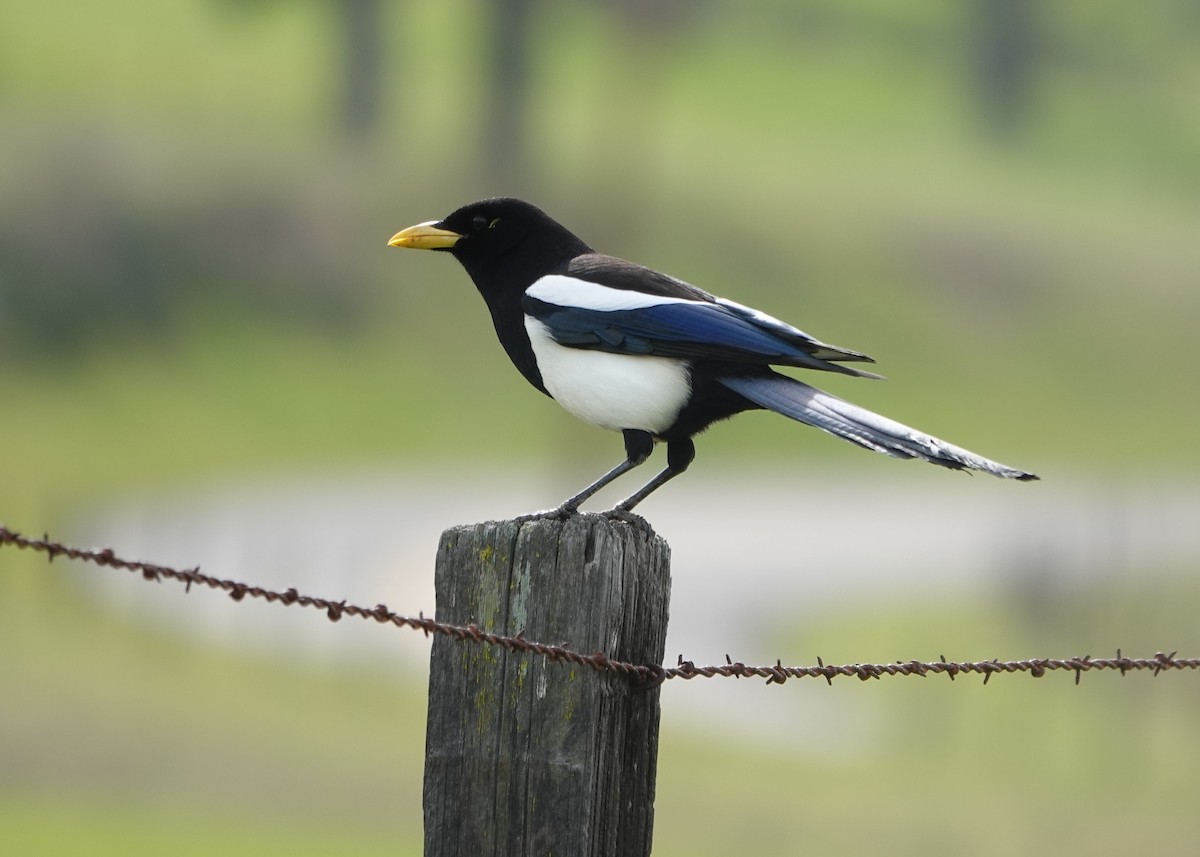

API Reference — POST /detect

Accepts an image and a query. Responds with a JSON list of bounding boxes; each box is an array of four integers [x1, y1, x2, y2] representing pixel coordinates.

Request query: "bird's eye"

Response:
[[470, 215, 501, 232]]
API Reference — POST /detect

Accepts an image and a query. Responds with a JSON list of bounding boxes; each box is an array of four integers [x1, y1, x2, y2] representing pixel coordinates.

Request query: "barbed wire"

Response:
[[3, 524, 1197, 687]]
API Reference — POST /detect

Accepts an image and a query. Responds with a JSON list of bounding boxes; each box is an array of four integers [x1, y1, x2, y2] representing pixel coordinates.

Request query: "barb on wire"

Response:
[[3, 525, 1198, 687]]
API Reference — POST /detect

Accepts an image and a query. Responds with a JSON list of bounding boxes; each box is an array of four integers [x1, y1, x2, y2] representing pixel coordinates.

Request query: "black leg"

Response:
[[554, 429, 655, 516], [611, 438, 695, 513]]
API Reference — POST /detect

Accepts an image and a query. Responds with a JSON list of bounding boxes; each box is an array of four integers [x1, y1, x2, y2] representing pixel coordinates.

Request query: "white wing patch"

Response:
[[526, 274, 697, 311]]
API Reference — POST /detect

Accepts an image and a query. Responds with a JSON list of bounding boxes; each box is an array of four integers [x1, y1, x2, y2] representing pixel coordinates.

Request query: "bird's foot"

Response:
[[550, 501, 581, 520], [601, 506, 653, 534], [513, 504, 580, 525]]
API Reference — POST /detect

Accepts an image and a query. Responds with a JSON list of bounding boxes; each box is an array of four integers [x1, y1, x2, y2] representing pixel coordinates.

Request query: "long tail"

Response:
[[719, 372, 1038, 480]]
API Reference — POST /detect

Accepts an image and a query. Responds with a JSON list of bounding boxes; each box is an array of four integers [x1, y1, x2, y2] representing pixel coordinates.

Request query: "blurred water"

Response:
[[70, 467, 1200, 743]]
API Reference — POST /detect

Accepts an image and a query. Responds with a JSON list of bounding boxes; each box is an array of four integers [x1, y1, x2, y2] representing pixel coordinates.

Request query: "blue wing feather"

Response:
[[524, 295, 881, 378]]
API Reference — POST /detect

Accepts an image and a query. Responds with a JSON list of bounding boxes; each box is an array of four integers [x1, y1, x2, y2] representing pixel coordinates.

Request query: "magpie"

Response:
[[388, 198, 1037, 515]]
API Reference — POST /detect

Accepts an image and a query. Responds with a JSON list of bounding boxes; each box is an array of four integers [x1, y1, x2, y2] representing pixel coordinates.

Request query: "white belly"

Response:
[[524, 318, 691, 434]]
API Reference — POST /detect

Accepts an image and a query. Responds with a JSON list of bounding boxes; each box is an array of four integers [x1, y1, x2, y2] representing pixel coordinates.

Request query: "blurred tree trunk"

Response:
[[336, 0, 383, 141], [484, 0, 534, 184], [972, 0, 1037, 140], [220, 0, 387, 141], [581, 1, 696, 246]]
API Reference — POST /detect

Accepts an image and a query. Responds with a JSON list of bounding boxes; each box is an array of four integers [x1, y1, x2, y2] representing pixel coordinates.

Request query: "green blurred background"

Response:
[[2, 1, 1199, 854]]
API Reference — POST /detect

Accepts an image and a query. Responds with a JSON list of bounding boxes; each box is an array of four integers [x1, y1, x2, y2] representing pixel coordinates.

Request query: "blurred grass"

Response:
[[4, 548, 1197, 856], [659, 574, 1200, 856], [0, 551, 426, 856], [2, 0, 1199, 854], [0, 802, 407, 857]]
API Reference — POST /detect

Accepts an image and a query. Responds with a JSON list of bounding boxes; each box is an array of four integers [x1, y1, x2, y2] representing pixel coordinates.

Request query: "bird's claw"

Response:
[[551, 503, 580, 521], [601, 507, 653, 534], [514, 504, 580, 525]]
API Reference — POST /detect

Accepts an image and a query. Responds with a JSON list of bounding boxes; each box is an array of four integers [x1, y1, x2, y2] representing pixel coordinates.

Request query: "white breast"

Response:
[[524, 317, 691, 434]]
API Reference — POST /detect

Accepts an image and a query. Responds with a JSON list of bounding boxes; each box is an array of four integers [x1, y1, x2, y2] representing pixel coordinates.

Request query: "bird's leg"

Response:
[[553, 429, 655, 517], [609, 438, 695, 514]]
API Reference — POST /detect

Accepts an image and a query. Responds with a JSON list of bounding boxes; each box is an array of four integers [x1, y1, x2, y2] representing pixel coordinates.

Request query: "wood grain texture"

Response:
[[424, 514, 671, 857]]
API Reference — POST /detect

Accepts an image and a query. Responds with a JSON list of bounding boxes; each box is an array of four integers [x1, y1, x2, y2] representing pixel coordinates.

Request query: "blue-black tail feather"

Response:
[[719, 372, 1037, 480]]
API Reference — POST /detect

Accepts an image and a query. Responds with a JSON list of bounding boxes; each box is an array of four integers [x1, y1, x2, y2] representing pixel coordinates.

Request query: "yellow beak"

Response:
[[387, 221, 463, 250]]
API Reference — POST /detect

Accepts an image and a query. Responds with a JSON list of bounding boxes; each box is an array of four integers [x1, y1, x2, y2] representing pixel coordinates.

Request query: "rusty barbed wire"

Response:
[[3, 524, 1198, 686]]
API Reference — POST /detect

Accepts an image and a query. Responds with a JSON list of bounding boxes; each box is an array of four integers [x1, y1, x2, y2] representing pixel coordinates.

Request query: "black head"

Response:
[[389, 198, 593, 297]]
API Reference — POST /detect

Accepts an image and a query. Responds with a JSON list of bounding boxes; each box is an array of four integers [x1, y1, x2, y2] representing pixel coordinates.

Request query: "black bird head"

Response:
[[388, 198, 593, 299]]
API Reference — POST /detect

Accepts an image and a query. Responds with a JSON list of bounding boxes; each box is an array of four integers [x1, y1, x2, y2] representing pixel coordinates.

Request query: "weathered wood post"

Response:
[[423, 514, 671, 857]]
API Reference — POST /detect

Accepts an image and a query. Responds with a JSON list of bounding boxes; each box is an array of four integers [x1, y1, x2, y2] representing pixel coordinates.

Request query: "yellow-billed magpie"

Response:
[[389, 198, 1037, 515]]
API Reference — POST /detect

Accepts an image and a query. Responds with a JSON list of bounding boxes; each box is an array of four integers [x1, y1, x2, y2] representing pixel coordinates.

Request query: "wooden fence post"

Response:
[[423, 514, 671, 857]]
